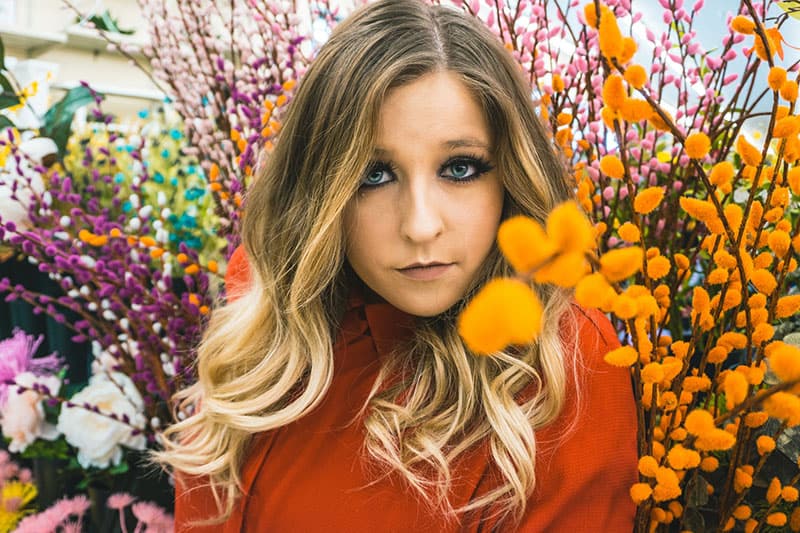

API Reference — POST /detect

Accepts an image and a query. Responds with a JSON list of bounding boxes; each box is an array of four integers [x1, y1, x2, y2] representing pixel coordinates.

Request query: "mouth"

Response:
[[396, 262, 455, 281]]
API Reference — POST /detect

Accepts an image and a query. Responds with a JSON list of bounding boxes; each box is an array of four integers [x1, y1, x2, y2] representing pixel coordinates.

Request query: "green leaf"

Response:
[[0, 114, 14, 130], [0, 92, 19, 111], [685, 473, 710, 507], [777, 1, 800, 21], [681, 507, 705, 532], [0, 74, 14, 94], [40, 85, 101, 157], [0, 35, 5, 71], [107, 460, 129, 476]]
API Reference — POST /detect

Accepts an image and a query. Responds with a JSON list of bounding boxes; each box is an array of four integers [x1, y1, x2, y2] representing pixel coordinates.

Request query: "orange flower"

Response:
[[684, 132, 711, 159], [781, 80, 799, 103], [768, 66, 787, 91], [782, 486, 799, 502], [618, 222, 640, 242], [752, 323, 774, 344], [620, 98, 652, 122], [602, 75, 626, 111], [624, 65, 647, 89], [534, 252, 588, 287], [766, 513, 787, 527], [707, 268, 729, 285], [641, 362, 664, 384], [679, 197, 725, 234], [763, 392, 800, 426], [646, 256, 670, 279], [458, 278, 543, 354], [604, 345, 638, 367], [599, 246, 644, 282], [700, 456, 719, 472], [685, 409, 714, 436], [667, 444, 701, 470], [776, 295, 800, 318], [674, 254, 690, 271], [619, 37, 637, 64], [753, 27, 785, 62], [709, 161, 735, 187], [634, 187, 665, 215], [600, 154, 625, 178], [598, 7, 623, 60], [789, 167, 800, 196], [757, 435, 776, 455], [730, 15, 755, 34], [736, 135, 762, 167], [751, 268, 778, 295], [552, 73, 565, 92], [546, 201, 595, 254], [774, 116, 800, 138], [745, 411, 768, 428], [768, 229, 791, 257], [630, 483, 653, 504], [612, 294, 638, 320], [653, 467, 682, 502], [769, 343, 800, 382], [497, 216, 555, 274], [695, 428, 736, 451], [583, 2, 603, 29], [683, 375, 711, 393], [638, 455, 659, 477], [648, 107, 673, 131], [724, 371, 748, 409]]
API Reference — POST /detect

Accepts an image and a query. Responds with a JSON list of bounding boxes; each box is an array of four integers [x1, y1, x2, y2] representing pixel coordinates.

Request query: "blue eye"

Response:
[[441, 157, 494, 182], [360, 162, 396, 188]]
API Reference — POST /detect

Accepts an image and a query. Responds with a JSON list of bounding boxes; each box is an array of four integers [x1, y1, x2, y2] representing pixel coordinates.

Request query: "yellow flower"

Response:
[[600, 247, 643, 282], [695, 429, 735, 451], [618, 222, 640, 242], [768, 66, 787, 91], [599, 7, 623, 60], [575, 273, 617, 311], [789, 167, 800, 196], [583, 1, 603, 29], [707, 268, 729, 284], [744, 411, 768, 428], [700, 456, 719, 472], [612, 293, 638, 320], [730, 15, 755, 34], [667, 444, 701, 470], [724, 371, 748, 409], [752, 323, 774, 344], [630, 483, 653, 504], [684, 132, 711, 159], [674, 253, 690, 271], [620, 98, 652, 122], [685, 408, 715, 436], [497, 216, 555, 274], [757, 435, 777, 456], [604, 345, 638, 367], [458, 278, 543, 354], [776, 295, 800, 319], [533, 252, 588, 288], [774, 116, 800, 138], [634, 187, 665, 215], [769, 343, 800, 382], [763, 392, 800, 426], [624, 65, 647, 89], [646, 256, 671, 279], [641, 362, 664, 384], [709, 161, 735, 187], [679, 197, 724, 234], [736, 135, 762, 167], [718, 332, 747, 350], [707, 346, 730, 364], [653, 467, 682, 502]]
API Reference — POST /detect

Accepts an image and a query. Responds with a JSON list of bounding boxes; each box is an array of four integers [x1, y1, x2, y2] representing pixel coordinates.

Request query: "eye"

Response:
[[440, 156, 494, 182], [359, 162, 395, 188]]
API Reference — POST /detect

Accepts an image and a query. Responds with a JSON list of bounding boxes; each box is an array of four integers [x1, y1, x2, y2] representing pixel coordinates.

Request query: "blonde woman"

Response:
[[157, 0, 638, 530]]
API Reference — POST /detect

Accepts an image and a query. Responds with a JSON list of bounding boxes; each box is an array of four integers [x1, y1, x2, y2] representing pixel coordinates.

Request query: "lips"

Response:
[[396, 262, 454, 281], [400, 261, 451, 269]]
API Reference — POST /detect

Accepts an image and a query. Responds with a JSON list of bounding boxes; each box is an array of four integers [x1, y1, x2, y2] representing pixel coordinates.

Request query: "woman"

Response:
[[157, 0, 638, 530]]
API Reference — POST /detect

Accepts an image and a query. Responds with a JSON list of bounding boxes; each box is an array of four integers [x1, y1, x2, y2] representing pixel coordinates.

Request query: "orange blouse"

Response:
[[175, 246, 639, 532]]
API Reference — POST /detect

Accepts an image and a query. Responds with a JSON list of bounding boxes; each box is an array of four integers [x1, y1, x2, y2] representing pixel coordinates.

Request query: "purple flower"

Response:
[[0, 329, 62, 407]]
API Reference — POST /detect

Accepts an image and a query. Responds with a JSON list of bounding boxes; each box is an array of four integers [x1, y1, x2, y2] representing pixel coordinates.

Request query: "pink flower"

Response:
[[107, 492, 136, 510], [0, 329, 61, 407]]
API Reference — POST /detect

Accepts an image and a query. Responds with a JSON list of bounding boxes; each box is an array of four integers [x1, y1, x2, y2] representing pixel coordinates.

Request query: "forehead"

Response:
[[374, 71, 492, 152]]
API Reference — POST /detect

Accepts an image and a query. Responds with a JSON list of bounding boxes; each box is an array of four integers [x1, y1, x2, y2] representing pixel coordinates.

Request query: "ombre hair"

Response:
[[153, 0, 580, 528]]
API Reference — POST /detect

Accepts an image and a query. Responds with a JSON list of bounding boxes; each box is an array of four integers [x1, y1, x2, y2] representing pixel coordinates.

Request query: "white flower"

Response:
[[0, 137, 53, 235], [57, 373, 147, 469], [0, 372, 61, 453]]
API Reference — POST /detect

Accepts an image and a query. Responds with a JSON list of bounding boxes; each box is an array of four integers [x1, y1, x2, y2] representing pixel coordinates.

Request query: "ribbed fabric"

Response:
[[175, 246, 638, 532]]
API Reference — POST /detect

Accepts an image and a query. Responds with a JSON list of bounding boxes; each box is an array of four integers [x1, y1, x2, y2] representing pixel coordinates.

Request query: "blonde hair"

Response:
[[153, 0, 580, 528]]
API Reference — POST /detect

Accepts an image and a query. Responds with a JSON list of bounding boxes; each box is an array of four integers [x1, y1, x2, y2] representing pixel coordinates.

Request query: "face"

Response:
[[343, 70, 505, 317]]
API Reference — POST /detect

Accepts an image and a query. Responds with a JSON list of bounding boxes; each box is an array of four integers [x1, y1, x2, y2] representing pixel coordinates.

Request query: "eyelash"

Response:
[[360, 154, 495, 189]]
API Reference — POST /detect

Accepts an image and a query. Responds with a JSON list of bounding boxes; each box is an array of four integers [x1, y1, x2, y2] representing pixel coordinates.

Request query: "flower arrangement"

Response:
[[0, 450, 36, 531], [452, 0, 800, 530]]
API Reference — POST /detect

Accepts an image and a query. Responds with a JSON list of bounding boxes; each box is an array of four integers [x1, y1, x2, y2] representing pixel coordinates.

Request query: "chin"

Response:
[[388, 293, 457, 318]]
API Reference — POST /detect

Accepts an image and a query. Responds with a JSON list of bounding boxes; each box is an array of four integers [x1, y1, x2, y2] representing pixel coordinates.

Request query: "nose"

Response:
[[398, 178, 444, 243]]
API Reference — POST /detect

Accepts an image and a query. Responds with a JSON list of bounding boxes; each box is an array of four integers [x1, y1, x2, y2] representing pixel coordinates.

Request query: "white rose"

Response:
[[0, 137, 50, 234], [0, 372, 61, 453], [57, 372, 147, 469]]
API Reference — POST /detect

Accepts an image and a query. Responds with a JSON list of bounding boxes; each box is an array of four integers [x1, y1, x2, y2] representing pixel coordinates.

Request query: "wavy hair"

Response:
[[153, 0, 579, 528]]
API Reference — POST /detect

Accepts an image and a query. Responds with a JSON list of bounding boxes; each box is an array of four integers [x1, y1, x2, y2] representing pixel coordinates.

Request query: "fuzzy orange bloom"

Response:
[[600, 246, 644, 282], [707, 346, 730, 364], [583, 2, 602, 28], [774, 116, 800, 138], [641, 362, 664, 384], [745, 411, 769, 428], [683, 375, 712, 393], [763, 392, 800, 426], [497, 216, 555, 274], [604, 345, 638, 367], [598, 7, 623, 60], [707, 268, 729, 285], [751, 268, 778, 295], [653, 467, 682, 502], [624, 64, 647, 89], [709, 161, 735, 187], [612, 294, 638, 320], [674, 254, 690, 271], [781, 80, 799, 102], [534, 252, 588, 288], [736, 135, 762, 167], [679, 197, 725, 234], [184, 264, 200, 275], [630, 483, 653, 504], [724, 371, 748, 409], [768, 66, 788, 91], [718, 332, 747, 350], [638, 455, 659, 477], [767, 513, 788, 527], [667, 444, 701, 470], [776, 294, 800, 319], [783, 486, 799, 502], [575, 273, 617, 311], [546, 201, 595, 253], [752, 27, 784, 61], [618, 222, 640, 242], [602, 75, 626, 111], [713, 250, 736, 270], [752, 323, 775, 344], [730, 15, 755, 34], [620, 98, 652, 122], [458, 278, 543, 354], [757, 435, 777, 456], [600, 154, 625, 178], [648, 107, 673, 131], [646, 256, 670, 279], [634, 187, 665, 215], [619, 37, 637, 64], [552, 73, 565, 92], [769, 343, 800, 382], [700, 456, 719, 472], [768, 229, 791, 257], [684, 409, 714, 436], [684, 132, 711, 159], [696, 428, 736, 451]]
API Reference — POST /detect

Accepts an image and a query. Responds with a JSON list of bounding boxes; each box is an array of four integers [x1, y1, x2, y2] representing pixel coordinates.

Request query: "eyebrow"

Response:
[[373, 137, 491, 155]]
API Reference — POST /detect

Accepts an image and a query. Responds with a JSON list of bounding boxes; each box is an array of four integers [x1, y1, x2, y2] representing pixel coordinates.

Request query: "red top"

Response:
[[175, 246, 639, 532]]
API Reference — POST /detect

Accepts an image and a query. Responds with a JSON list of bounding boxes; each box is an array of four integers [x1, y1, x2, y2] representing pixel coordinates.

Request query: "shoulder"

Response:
[[560, 303, 621, 369]]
